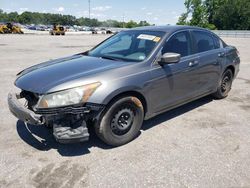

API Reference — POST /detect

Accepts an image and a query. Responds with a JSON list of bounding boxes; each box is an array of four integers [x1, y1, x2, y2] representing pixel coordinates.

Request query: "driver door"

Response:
[[149, 31, 201, 112]]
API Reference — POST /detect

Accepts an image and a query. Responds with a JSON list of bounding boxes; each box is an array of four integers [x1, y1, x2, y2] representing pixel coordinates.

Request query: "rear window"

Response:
[[193, 31, 215, 53], [213, 35, 221, 49], [213, 34, 227, 48]]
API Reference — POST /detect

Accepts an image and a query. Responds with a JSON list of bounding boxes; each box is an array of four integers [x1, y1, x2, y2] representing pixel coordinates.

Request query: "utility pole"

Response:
[[122, 13, 125, 28], [88, 0, 91, 20]]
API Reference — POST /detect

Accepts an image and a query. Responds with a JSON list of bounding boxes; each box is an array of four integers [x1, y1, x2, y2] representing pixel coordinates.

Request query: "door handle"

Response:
[[213, 61, 219, 65], [189, 60, 199, 67], [218, 52, 225, 57]]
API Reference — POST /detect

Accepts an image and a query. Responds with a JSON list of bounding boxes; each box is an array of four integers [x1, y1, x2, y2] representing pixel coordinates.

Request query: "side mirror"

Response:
[[159, 53, 181, 66]]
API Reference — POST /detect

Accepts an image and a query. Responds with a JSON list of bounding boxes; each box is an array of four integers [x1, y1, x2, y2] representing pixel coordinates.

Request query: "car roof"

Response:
[[129, 25, 211, 33]]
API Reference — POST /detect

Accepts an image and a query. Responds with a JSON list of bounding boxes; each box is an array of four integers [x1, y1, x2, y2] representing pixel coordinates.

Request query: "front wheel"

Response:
[[95, 96, 144, 146], [212, 69, 233, 99]]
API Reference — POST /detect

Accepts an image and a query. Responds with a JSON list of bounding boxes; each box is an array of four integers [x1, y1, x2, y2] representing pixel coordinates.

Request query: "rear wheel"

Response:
[[212, 69, 233, 99], [95, 96, 144, 146]]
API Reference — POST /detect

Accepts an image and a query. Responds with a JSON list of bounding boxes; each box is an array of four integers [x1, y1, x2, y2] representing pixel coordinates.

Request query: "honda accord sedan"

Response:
[[8, 26, 240, 146]]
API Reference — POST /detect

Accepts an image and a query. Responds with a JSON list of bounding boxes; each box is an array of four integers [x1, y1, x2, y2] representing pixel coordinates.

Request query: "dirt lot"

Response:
[[0, 34, 250, 188]]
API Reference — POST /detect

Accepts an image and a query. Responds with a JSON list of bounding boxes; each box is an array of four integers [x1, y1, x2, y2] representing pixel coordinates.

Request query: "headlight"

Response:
[[37, 82, 101, 108]]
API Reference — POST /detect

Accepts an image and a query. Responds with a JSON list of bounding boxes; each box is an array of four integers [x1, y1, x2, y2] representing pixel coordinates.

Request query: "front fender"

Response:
[[88, 83, 145, 105], [101, 86, 145, 105]]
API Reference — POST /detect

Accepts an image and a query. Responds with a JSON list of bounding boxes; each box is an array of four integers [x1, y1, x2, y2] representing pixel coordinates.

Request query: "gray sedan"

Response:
[[8, 26, 240, 146]]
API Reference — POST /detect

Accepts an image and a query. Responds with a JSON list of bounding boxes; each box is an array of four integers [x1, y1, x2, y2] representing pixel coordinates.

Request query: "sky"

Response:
[[0, 0, 186, 25]]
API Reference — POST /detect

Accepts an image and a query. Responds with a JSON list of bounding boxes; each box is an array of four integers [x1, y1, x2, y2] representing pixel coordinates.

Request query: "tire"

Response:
[[212, 69, 233, 99], [95, 96, 144, 146]]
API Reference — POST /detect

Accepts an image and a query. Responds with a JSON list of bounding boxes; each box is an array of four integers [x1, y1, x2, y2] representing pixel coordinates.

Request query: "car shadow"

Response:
[[16, 121, 113, 157], [142, 95, 213, 130], [16, 95, 213, 156]]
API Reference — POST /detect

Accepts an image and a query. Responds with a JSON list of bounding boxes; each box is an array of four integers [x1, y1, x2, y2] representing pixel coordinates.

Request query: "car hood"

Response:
[[15, 55, 130, 94]]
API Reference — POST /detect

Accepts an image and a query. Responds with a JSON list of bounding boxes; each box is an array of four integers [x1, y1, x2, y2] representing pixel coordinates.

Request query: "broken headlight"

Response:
[[37, 82, 101, 108]]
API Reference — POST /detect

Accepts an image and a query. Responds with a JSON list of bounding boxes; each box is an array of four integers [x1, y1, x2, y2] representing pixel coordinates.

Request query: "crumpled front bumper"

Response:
[[8, 92, 104, 143], [8, 93, 44, 125]]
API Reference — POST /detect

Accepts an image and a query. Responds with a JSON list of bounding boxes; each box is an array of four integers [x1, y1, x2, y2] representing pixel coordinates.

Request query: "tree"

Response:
[[0, 10, 151, 28], [138, 21, 150, 27], [177, 0, 192, 25], [7, 12, 18, 22], [178, 0, 250, 30], [212, 0, 250, 30], [189, 0, 206, 26], [125, 20, 138, 28], [204, 0, 224, 24], [0, 9, 8, 22], [18, 12, 33, 24], [177, 13, 189, 25], [177, 0, 216, 29]]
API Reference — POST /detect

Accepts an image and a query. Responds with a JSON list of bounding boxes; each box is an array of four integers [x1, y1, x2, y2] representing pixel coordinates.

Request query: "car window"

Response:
[[100, 35, 132, 54], [213, 35, 221, 49], [138, 39, 146, 49], [88, 30, 165, 62], [193, 31, 215, 53], [162, 31, 192, 57]]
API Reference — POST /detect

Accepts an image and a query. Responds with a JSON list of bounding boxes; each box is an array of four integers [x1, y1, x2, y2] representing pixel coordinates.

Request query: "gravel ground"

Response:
[[0, 34, 250, 188]]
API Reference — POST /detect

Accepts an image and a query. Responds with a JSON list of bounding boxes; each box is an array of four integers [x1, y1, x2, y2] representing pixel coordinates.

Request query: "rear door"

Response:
[[190, 30, 222, 93]]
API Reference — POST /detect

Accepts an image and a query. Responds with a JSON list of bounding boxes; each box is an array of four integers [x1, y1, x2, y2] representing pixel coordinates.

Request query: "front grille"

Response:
[[36, 106, 91, 115]]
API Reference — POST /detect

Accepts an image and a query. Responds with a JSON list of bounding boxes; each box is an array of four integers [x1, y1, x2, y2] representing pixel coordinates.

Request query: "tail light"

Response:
[[236, 49, 240, 57]]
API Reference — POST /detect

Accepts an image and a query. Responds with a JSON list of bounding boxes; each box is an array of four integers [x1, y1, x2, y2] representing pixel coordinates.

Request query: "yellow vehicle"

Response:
[[50, 25, 65, 35], [0, 23, 24, 34]]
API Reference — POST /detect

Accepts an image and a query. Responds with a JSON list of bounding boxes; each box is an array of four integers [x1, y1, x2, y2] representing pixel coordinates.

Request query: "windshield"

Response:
[[88, 30, 165, 62]]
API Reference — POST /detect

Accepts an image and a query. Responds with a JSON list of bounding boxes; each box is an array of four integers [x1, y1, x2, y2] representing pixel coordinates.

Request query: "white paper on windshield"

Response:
[[137, 34, 156, 41]]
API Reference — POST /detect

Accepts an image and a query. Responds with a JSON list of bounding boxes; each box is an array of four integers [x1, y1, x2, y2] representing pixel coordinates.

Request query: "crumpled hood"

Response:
[[15, 55, 130, 94]]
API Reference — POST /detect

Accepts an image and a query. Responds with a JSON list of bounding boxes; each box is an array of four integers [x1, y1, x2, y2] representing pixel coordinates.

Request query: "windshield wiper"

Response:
[[99, 55, 120, 61]]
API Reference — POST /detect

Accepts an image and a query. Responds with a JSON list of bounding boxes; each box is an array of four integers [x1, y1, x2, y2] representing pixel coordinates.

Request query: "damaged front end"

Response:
[[8, 90, 104, 144]]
